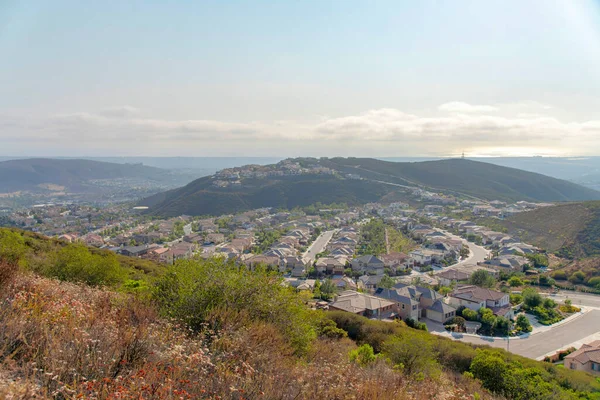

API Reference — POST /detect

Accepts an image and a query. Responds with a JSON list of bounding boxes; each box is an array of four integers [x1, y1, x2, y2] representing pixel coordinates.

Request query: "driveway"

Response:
[[303, 230, 336, 264]]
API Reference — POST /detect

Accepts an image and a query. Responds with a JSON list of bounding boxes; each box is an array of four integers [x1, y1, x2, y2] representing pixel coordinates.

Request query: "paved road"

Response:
[[303, 230, 336, 263], [438, 310, 600, 359], [547, 291, 600, 308], [436, 230, 490, 268]]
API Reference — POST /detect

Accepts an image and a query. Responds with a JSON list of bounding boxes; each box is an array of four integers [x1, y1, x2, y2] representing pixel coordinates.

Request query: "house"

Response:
[[331, 276, 357, 291], [328, 291, 395, 319], [58, 233, 78, 243], [436, 269, 470, 287], [315, 257, 346, 275], [243, 255, 281, 270], [483, 255, 529, 273], [358, 275, 384, 292], [379, 252, 412, 272], [565, 341, 600, 374], [409, 250, 432, 266], [351, 255, 385, 275], [426, 300, 456, 324], [117, 245, 151, 257], [373, 287, 419, 320], [448, 285, 513, 319], [205, 233, 225, 244]]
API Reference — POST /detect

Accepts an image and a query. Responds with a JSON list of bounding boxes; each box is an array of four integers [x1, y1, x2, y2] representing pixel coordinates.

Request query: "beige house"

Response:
[[329, 291, 395, 319], [565, 341, 600, 374]]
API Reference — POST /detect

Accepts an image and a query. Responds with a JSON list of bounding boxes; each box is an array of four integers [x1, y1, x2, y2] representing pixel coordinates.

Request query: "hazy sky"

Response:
[[2, 0, 600, 157]]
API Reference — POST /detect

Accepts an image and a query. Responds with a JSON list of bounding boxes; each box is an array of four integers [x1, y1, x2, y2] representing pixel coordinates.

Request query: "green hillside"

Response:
[[483, 201, 600, 259], [318, 158, 600, 202], [142, 158, 600, 217], [141, 174, 395, 217], [2, 228, 600, 399], [0, 158, 183, 193]]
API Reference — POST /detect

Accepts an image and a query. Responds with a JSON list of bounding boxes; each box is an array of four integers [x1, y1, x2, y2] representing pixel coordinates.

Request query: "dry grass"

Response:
[[0, 271, 497, 399]]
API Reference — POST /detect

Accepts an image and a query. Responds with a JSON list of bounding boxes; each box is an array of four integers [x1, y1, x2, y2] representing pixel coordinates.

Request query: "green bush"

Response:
[[153, 258, 318, 354], [552, 271, 568, 280], [349, 344, 378, 366], [44, 244, 126, 286]]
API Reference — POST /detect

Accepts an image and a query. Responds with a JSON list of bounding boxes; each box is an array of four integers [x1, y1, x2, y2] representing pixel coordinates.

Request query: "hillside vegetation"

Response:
[[2, 228, 600, 399], [142, 158, 600, 217], [319, 158, 600, 202], [0, 158, 183, 193], [481, 201, 600, 259], [142, 174, 395, 217]]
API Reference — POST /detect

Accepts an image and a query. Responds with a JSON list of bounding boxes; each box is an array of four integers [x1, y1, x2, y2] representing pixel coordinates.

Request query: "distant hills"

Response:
[[0, 158, 187, 193], [140, 174, 394, 217], [318, 158, 600, 203], [141, 157, 600, 217], [482, 201, 600, 259]]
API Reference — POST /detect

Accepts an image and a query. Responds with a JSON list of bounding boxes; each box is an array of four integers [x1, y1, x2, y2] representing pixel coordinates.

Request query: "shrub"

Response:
[[508, 276, 523, 287], [43, 245, 126, 287], [551, 271, 568, 280], [349, 344, 378, 366], [462, 309, 478, 321], [515, 314, 532, 333], [587, 276, 600, 288], [569, 271, 586, 284], [382, 333, 439, 377], [153, 258, 318, 354], [522, 287, 543, 309]]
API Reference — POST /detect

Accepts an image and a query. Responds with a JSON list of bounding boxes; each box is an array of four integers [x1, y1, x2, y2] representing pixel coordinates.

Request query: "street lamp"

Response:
[[507, 320, 513, 352]]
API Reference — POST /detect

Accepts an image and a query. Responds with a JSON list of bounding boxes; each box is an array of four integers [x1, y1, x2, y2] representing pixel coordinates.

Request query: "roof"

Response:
[[330, 291, 394, 314], [359, 275, 384, 285], [374, 288, 419, 306], [437, 269, 470, 281], [565, 341, 600, 364], [451, 285, 506, 302], [354, 255, 384, 264], [427, 299, 456, 314]]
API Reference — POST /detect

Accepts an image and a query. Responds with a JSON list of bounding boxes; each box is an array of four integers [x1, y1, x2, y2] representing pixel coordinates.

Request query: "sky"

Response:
[[2, 0, 600, 157]]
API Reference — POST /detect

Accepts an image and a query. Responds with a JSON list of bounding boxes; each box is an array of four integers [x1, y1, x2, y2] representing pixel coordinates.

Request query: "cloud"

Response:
[[98, 106, 141, 118], [438, 101, 499, 113], [3, 104, 600, 156]]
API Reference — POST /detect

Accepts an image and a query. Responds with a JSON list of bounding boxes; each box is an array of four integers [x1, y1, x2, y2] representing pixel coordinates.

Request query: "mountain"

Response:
[[140, 174, 395, 217], [318, 158, 600, 203], [0, 158, 188, 193], [480, 201, 600, 259], [141, 158, 600, 217]]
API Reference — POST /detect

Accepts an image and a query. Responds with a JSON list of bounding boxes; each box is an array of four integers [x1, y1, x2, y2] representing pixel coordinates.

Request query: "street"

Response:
[[437, 229, 490, 268], [438, 310, 600, 359], [303, 229, 336, 263]]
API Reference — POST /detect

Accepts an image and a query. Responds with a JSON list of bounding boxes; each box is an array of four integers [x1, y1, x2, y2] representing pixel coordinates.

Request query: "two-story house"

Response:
[[448, 285, 513, 319]]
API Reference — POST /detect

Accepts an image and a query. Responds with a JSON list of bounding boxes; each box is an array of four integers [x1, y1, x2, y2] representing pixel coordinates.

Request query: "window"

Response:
[[402, 304, 405, 309], [570, 363, 576, 370], [592, 363, 600, 371]]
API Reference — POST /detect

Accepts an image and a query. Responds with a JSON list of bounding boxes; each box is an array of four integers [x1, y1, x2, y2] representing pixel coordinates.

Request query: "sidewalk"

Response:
[[428, 307, 590, 343]]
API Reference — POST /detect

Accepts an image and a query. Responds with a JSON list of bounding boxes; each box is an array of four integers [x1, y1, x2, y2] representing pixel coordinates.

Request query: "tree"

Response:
[[492, 316, 510, 336], [569, 271, 586, 284], [522, 288, 543, 309], [515, 314, 532, 333], [462, 309, 478, 321], [470, 350, 508, 394], [320, 278, 336, 300], [382, 334, 438, 376], [508, 276, 523, 287], [526, 253, 549, 268], [379, 274, 395, 289], [460, 245, 470, 259], [469, 270, 496, 288]]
